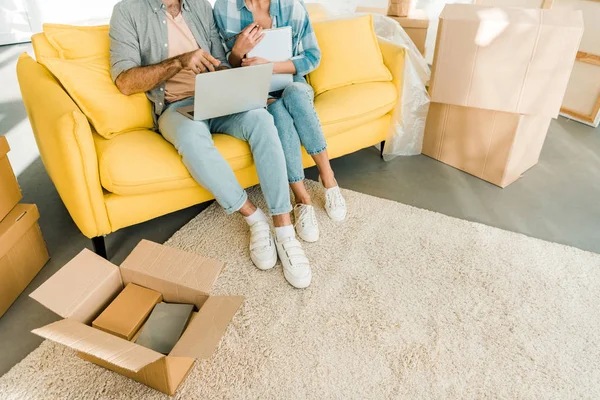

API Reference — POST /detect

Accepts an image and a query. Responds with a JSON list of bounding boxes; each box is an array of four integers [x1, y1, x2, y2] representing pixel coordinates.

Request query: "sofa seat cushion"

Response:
[[315, 81, 397, 136], [96, 130, 253, 196], [97, 82, 397, 196]]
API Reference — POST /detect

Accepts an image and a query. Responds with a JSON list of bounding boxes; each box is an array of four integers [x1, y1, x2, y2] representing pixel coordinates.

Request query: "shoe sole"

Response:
[[251, 252, 277, 271], [283, 270, 312, 289], [327, 211, 347, 222], [298, 232, 319, 243]]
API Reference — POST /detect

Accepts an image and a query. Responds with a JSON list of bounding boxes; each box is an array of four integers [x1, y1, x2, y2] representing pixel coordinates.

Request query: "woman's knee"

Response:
[[282, 82, 313, 102]]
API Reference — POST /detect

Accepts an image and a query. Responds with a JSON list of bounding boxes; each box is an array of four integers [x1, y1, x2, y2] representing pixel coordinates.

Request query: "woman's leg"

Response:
[[267, 99, 313, 205], [280, 82, 336, 189], [281, 81, 347, 221]]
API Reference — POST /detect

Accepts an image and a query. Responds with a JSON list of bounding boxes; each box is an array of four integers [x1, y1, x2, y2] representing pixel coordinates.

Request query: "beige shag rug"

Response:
[[1, 181, 600, 399]]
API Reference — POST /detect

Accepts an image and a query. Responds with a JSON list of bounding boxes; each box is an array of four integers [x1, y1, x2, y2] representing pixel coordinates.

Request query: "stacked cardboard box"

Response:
[[356, 7, 429, 56], [422, 4, 584, 187], [0, 136, 49, 318], [29, 239, 243, 396], [387, 0, 412, 17]]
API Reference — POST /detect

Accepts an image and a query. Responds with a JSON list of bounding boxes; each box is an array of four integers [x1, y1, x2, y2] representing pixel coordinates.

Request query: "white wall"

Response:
[[0, 0, 32, 45], [0, 0, 120, 44]]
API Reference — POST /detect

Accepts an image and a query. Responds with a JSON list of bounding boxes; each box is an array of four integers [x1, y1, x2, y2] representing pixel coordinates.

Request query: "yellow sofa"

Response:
[[16, 5, 405, 256]]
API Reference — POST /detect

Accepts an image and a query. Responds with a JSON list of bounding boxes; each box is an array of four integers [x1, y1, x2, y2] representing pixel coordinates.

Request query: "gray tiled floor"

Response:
[[0, 41, 599, 378]]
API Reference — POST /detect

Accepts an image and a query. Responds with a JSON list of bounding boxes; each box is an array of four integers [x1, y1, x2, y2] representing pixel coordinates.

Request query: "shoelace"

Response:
[[295, 204, 317, 228], [280, 237, 309, 268], [326, 187, 346, 210], [250, 221, 272, 253]]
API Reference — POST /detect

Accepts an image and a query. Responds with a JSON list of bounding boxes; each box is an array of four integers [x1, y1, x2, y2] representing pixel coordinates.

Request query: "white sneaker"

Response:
[[320, 177, 347, 222], [249, 220, 277, 270], [275, 235, 312, 289], [293, 204, 319, 243]]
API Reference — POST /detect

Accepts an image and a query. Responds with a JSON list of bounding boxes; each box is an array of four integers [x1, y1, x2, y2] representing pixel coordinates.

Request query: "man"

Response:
[[109, 0, 312, 288]]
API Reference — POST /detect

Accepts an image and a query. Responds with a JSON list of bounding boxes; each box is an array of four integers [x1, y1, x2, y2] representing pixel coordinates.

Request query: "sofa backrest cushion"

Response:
[[38, 24, 154, 139], [309, 15, 392, 96], [44, 24, 110, 60], [39, 56, 154, 139]]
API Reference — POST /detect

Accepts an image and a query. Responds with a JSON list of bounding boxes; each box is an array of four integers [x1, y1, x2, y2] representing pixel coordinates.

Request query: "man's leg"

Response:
[[210, 108, 292, 219], [158, 99, 248, 214], [210, 109, 312, 289], [159, 100, 278, 270]]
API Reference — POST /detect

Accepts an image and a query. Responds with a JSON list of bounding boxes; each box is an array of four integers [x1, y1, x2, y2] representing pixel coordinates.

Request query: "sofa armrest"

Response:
[[378, 38, 406, 99], [17, 53, 110, 238]]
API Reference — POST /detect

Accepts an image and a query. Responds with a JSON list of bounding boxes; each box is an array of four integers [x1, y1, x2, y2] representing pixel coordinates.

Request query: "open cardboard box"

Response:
[[29, 240, 243, 395]]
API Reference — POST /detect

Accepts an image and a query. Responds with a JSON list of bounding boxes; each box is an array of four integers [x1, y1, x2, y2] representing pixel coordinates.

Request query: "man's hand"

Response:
[[232, 23, 264, 58], [241, 57, 269, 67], [178, 48, 221, 73]]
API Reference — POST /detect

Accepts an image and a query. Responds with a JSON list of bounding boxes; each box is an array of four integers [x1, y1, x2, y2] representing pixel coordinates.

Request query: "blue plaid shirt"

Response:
[[213, 0, 320, 77]]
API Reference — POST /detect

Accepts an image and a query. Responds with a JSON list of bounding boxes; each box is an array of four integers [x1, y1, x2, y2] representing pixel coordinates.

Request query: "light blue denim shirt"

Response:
[[109, 0, 230, 117], [213, 0, 320, 77]]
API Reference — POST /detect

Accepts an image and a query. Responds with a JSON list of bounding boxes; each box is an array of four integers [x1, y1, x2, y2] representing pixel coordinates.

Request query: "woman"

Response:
[[214, 0, 346, 243]]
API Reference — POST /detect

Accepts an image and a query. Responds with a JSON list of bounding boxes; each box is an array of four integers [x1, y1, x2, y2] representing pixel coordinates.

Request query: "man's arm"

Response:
[[109, 3, 221, 96], [205, 0, 231, 68], [115, 49, 221, 95]]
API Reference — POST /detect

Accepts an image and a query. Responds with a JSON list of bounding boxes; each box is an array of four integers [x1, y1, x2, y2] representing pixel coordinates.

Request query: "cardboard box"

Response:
[[473, 0, 553, 8], [387, 0, 412, 17], [429, 5, 584, 117], [0, 204, 49, 317], [0, 136, 22, 222], [29, 240, 243, 396], [422, 102, 552, 188], [92, 283, 162, 340], [356, 8, 429, 55]]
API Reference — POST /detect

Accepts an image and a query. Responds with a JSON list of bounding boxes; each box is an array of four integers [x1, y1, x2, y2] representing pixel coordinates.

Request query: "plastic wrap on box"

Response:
[[369, 13, 431, 159]]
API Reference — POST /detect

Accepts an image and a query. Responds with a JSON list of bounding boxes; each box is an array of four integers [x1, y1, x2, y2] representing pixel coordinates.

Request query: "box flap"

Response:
[[30, 248, 123, 323], [120, 240, 224, 304], [169, 295, 243, 359], [32, 319, 164, 372], [0, 204, 39, 257]]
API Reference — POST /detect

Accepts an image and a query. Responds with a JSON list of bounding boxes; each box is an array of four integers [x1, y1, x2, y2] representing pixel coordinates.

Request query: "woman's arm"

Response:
[[288, 2, 321, 76], [242, 58, 296, 74]]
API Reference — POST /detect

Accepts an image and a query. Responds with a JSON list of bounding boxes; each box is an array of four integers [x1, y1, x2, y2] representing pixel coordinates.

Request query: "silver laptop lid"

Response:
[[191, 63, 274, 121]]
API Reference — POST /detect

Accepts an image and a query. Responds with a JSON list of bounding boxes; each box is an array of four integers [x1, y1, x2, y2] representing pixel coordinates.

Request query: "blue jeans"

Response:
[[159, 97, 292, 215], [267, 79, 327, 184]]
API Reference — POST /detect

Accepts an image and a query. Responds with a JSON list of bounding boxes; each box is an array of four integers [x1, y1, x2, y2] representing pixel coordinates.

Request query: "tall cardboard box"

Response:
[[429, 5, 584, 117], [423, 103, 552, 188], [0, 136, 22, 221], [356, 8, 429, 56], [0, 204, 49, 317], [29, 240, 243, 396]]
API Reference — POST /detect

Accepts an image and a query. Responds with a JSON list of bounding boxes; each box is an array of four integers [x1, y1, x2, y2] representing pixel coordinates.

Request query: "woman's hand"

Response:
[[232, 23, 264, 59], [242, 57, 269, 67]]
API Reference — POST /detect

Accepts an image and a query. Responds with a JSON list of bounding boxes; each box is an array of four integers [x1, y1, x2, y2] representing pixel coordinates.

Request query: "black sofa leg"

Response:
[[380, 141, 385, 159], [92, 236, 107, 259]]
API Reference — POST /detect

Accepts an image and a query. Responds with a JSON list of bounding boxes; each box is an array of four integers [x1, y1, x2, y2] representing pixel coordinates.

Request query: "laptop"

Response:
[[177, 63, 273, 121]]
